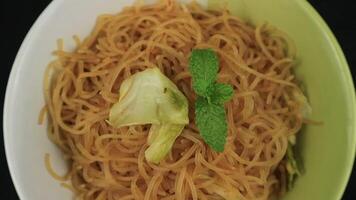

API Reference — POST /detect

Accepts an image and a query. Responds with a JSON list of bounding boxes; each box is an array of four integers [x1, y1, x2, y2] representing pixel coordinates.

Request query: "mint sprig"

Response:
[[189, 49, 219, 96], [195, 97, 227, 152], [189, 49, 234, 152], [207, 83, 234, 105]]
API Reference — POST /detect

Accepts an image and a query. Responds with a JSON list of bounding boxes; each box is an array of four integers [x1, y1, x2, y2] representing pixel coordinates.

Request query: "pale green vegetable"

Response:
[[109, 68, 188, 126], [108, 68, 189, 163], [288, 135, 296, 145], [292, 89, 312, 118], [286, 142, 302, 190], [206, 178, 241, 200], [285, 89, 308, 190], [145, 124, 185, 163]]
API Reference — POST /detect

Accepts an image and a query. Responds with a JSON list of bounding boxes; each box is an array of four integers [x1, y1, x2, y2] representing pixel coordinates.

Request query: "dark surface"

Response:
[[0, 0, 355, 199]]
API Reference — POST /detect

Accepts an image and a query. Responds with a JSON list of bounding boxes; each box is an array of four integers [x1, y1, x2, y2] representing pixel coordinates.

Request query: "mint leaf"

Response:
[[207, 83, 234, 105], [189, 48, 234, 152], [195, 97, 227, 152], [189, 49, 219, 96]]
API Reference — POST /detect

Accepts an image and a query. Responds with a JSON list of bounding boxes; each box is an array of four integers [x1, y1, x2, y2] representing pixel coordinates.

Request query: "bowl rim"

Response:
[[3, 0, 62, 199], [299, 0, 356, 198], [3, 0, 356, 199]]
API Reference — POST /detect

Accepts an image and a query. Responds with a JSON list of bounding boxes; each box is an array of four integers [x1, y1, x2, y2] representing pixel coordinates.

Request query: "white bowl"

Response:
[[4, 1, 148, 199], [4, 0, 356, 200]]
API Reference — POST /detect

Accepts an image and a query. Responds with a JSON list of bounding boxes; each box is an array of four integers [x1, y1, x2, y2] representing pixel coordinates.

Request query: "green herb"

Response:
[[189, 49, 219, 96], [189, 49, 234, 152], [195, 97, 227, 152], [207, 83, 234, 105]]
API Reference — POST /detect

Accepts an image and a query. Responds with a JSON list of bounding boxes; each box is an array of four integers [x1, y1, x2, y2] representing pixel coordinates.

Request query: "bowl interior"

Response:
[[211, 1, 356, 199], [4, 0, 355, 200]]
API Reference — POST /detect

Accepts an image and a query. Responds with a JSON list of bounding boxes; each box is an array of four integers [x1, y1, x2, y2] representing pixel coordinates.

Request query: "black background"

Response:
[[0, 0, 355, 199]]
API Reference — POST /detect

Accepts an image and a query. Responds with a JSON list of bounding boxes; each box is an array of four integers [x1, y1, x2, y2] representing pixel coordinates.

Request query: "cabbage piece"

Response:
[[292, 89, 312, 118], [109, 68, 188, 126], [286, 143, 302, 190], [145, 124, 185, 163], [206, 178, 241, 199], [108, 68, 189, 163], [288, 135, 296, 145], [286, 89, 307, 190]]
